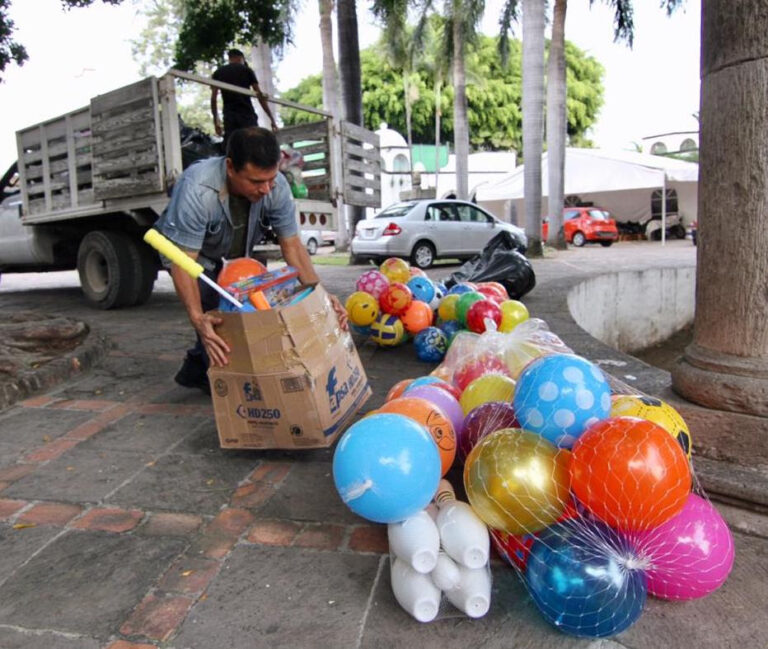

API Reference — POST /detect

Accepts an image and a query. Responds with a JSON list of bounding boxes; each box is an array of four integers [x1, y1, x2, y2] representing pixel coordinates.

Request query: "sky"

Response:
[[0, 0, 701, 172]]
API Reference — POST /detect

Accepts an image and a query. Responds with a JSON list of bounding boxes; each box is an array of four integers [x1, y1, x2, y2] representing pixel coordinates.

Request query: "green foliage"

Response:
[[0, 0, 27, 79], [281, 33, 604, 152], [174, 0, 295, 70]]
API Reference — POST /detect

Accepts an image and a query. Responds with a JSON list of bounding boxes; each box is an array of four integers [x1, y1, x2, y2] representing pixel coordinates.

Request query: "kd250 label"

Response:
[[240, 407, 281, 420]]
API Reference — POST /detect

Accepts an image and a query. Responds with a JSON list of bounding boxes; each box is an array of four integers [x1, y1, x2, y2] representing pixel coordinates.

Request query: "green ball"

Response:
[[455, 291, 485, 326]]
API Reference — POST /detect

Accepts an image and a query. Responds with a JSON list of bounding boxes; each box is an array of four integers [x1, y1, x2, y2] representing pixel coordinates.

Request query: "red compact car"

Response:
[[542, 207, 619, 247]]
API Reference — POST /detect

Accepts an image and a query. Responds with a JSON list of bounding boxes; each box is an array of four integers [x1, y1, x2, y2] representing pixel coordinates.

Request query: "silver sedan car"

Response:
[[351, 199, 527, 268]]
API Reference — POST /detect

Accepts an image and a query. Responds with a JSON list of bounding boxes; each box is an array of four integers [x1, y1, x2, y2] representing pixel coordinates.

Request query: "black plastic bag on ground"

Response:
[[444, 231, 536, 300]]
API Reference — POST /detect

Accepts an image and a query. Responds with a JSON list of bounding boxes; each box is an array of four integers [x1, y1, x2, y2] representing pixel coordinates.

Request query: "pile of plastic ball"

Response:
[[346, 257, 532, 364], [332, 312, 735, 638]]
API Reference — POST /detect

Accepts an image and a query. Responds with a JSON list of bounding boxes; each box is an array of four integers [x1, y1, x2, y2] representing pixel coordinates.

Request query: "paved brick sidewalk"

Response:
[[0, 240, 765, 649]]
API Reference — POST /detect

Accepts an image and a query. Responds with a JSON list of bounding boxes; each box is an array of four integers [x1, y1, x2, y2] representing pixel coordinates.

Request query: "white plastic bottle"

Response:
[[390, 557, 442, 623], [434, 479, 490, 569], [430, 551, 461, 591], [387, 509, 440, 573], [444, 564, 492, 618]]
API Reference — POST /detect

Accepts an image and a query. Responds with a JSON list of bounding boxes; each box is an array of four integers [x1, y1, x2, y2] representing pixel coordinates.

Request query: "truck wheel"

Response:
[[77, 231, 137, 309], [126, 236, 158, 306]]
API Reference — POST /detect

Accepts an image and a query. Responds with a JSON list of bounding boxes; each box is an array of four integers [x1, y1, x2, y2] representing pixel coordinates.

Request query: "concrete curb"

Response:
[[0, 323, 113, 412]]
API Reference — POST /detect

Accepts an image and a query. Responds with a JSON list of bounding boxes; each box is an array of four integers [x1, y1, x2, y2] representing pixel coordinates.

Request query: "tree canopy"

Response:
[[281, 34, 604, 152]]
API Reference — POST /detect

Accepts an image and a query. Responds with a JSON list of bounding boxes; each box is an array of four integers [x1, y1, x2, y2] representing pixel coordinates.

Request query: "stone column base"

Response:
[[671, 343, 768, 417]]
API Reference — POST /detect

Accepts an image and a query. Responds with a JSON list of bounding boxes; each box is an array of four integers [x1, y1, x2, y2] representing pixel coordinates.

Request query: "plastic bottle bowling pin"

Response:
[[434, 479, 490, 569], [390, 557, 442, 623], [430, 551, 461, 591], [444, 564, 492, 618], [387, 509, 440, 573]]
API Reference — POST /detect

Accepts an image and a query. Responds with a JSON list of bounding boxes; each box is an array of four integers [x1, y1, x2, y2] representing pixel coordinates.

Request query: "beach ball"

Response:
[[404, 376, 445, 392], [405, 385, 464, 443], [217, 257, 267, 288], [428, 379, 462, 402], [400, 300, 434, 334], [356, 269, 390, 299], [446, 283, 475, 297], [409, 267, 428, 278], [459, 401, 519, 462], [477, 281, 508, 299], [525, 519, 647, 637], [513, 354, 611, 449], [499, 300, 530, 333], [413, 327, 449, 363], [379, 282, 413, 316], [380, 257, 411, 283], [429, 285, 445, 311], [460, 374, 516, 415], [437, 294, 460, 322], [407, 277, 436, 304], [370, 313, 406, 347], [455, 292, 485, 326], [571, 416, 691, 531], [345, 291, 379, 327], [475, 285, 505, 304], [466, 299, 502, 333], [453, 354, 510, 392], [611, 394, 692, 459], [635, 493, 734, 600], [333, 413, 441, 523], [378, 397, 456, 476], [464, 428, 571, 535], [386, 379, 413, 402]]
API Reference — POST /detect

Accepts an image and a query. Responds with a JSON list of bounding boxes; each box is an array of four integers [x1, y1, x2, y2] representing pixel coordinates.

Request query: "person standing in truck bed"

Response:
[[211, 48, 278, 152]]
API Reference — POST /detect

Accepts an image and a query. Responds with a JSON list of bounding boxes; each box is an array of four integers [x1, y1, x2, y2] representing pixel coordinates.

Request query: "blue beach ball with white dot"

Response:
[[332, 413, 441, 523], [413, 327, 448, 362], [407, 276, 436, 304], [513, 354, 611, 449]]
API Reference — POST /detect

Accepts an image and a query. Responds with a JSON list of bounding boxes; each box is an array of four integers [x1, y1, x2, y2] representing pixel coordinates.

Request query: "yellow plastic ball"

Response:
[[611, 394, 693, 459], [370, 313, 406, 347], [437, 294, 460, 322], [459, 373, 516, 415], [499, 300, 530, 333], [503, 342, 548, 380], [379, 257, 411, 283], [344, 291, 380, 327], [464, 428, 571, 535]]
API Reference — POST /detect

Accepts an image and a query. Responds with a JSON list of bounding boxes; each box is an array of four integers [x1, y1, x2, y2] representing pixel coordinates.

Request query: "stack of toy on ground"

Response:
[[347, 257, 531, 364], [332, 304, 734, 636]]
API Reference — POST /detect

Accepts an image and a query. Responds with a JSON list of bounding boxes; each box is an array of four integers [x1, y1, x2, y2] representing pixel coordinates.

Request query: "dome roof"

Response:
[[375, 122, 408, 149]]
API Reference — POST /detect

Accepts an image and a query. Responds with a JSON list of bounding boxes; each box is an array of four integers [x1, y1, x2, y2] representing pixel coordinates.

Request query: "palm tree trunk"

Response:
[[250, 42, 276, 126], [546, 0, 567, 249], [452, 12, 470, 201], [434, 78, 442, 196], [404, 73, 414, 176], [521, 0, 546, 257]]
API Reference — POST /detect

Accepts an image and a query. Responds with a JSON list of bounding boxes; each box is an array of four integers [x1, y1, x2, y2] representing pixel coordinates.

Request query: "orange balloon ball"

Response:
[[570, 416, 691, 531], [400, 300, 434, 334], [386, 379, 413, 402], [379, 397, 456, 476], [216, 257, 267, 287]]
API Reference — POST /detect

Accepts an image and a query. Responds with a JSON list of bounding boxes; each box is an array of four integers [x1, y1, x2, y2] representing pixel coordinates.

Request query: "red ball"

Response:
[[453, 354, 510, 392], [466, 299, 503, 333], [379, 282, 413, 316], [476, 285, 506, 304]]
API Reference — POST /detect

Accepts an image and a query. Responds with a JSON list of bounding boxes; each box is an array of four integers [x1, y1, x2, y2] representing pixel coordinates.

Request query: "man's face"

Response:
[[226, 160, 278, 203]]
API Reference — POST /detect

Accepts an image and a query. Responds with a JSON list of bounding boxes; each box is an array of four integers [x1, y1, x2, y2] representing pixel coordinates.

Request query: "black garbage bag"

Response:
[[179, 117, 222, 168], [443, 231, 536, 300]]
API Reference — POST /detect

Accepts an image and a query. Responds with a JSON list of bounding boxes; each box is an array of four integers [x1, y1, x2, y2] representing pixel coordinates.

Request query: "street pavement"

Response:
[[0, 239, 765, 649]]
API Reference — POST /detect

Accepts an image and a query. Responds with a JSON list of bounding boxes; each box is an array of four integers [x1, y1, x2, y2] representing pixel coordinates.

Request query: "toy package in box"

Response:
[[208, 285, 372, 450], [224, 266, 301, 308]]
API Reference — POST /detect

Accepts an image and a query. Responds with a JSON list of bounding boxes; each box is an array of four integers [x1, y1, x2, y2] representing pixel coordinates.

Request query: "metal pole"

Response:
[[661, 174, 667, 246]]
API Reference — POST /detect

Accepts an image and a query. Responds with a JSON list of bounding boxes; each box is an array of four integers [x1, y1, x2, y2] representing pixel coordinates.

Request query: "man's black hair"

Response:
[[228, 48, 245, 59], [227, 127, 281, 171]]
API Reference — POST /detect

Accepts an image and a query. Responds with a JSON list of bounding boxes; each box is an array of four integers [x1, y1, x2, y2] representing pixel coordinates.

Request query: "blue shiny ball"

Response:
[[407, 276, 436, 304], [525, 519, 647, 637], [513, 354, 611, 448], [438, 319, 462, 343], [446, 282, 475, 296], [332, 413, 441, 523], [413, 327, 449, 363]]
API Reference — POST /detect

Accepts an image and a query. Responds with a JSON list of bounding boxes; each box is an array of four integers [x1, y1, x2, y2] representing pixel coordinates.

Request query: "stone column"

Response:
[[671, 0, 768, 416]]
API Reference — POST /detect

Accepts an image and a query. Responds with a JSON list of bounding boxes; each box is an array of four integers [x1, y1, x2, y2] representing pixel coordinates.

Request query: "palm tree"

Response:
[[521, 0, 546, 257]]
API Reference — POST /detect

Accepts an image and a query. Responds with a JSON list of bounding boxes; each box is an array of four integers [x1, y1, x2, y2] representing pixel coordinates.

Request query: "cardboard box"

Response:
[[208, 285, 371, 450]]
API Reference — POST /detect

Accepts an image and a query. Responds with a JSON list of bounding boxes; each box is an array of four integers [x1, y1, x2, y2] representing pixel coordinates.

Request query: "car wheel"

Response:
[[571, 231, 586, 247], [306, 238, 318, 255], [599, 241, 613, 247], [410, 241, 435, 269]]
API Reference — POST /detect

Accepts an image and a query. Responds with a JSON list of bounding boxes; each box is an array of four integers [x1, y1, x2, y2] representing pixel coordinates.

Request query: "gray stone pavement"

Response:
[[0, 240, 766, 649]]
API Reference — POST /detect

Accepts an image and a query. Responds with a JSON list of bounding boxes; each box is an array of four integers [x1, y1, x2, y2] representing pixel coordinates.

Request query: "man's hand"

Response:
[[191, 312, 231, 367], [270, 120, 279, 133], [329, 294, 349, 331]]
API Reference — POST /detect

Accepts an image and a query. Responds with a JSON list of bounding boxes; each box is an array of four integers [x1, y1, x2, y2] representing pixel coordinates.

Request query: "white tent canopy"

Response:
[[476, 148, 698, 226]]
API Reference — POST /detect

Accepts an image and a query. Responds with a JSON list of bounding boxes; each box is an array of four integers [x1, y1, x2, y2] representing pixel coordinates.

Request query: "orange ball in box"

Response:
[[217, 257, 267, 287]]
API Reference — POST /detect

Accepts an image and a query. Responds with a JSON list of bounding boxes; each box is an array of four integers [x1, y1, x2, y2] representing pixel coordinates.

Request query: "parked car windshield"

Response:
[[588, 209, 611, 221], [375, 202, 417, 219]]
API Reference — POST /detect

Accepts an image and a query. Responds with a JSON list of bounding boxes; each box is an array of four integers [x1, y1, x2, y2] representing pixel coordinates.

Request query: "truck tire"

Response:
[[126, 236, 158, 307], [77, 231, 138, 309]]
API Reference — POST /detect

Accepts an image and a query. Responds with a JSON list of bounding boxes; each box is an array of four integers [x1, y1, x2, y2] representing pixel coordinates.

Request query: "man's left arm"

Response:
[[251, 81, 278, 132]]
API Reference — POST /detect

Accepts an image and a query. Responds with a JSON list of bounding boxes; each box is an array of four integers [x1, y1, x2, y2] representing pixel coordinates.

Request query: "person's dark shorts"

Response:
[[222, 112, 259, 152]]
